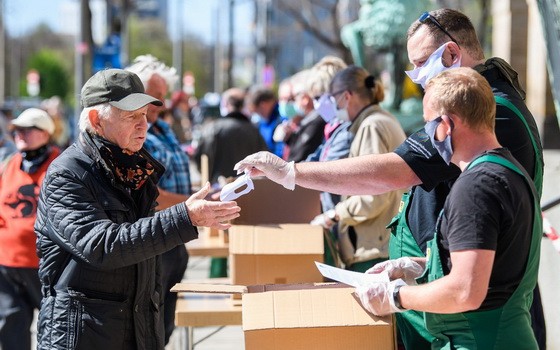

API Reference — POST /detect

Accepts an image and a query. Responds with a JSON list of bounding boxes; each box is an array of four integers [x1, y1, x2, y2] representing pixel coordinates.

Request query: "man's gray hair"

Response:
[[78, 103, 113, 132], [125, 55, 178, 89]]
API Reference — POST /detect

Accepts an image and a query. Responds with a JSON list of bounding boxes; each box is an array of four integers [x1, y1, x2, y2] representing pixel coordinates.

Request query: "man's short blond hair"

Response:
[[426, 67, 495, 132]]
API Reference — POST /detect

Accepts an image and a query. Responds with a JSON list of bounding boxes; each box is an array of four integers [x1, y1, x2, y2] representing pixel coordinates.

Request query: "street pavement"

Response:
[[539, 150, 560, 350]]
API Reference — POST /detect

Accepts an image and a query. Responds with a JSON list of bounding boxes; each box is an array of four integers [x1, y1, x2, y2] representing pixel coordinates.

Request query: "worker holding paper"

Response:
[[355, 68, 541, 349]]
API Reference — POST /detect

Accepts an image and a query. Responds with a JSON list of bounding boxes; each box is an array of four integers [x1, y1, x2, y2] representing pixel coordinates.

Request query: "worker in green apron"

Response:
[[421, 154, 540, 349], [356, 68, 541, 349], [385, 92, 544, 350], [234, 9, 545, 349], [383, 9, 544, 349]]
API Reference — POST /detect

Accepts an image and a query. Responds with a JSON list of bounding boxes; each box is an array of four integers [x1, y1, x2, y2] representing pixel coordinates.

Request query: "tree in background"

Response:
[[275, 0, 356, 63], [5, 24, 73, 102], [20, 49, 70, 100], [128, 15, 213, 98]]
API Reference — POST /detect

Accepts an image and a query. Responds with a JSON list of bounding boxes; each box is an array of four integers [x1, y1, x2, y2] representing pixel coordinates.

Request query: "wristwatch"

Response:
[[393, 284, 406, 311], [326, 209, 338, 223]]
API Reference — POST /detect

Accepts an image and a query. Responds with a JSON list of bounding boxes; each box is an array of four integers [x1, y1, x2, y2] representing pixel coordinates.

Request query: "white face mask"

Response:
[[336, 108, 350, 122], [220, 105, 229, 117], [313, 93, 337, 123], [335, 94, 350, 122], [405, 43, 461, 89], [251, 113, 262, 124]]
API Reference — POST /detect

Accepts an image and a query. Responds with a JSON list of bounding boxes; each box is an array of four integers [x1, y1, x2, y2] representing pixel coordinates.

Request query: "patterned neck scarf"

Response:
[[90, 133, 155, 190]]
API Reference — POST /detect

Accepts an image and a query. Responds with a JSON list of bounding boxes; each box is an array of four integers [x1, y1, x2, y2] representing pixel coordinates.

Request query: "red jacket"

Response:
[[0, 149, 59, 267]]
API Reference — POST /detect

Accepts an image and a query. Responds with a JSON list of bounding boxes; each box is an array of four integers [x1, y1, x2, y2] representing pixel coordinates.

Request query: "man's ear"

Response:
[[441, 114, 455, 135], [446, 42, 461, 66], [88, 109, 101, 134]]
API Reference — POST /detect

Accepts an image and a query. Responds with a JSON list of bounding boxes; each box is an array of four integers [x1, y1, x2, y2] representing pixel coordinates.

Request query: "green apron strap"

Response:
[[468, 154, 521, 174], [468, 154, 539, 201], [424, 154, 541, 349], [494, 95, 543, 197]]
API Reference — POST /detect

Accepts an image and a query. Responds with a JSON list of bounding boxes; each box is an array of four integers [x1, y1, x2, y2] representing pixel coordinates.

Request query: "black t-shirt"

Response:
[[393, 62, 543, 253], [437, 149, 534, 310]]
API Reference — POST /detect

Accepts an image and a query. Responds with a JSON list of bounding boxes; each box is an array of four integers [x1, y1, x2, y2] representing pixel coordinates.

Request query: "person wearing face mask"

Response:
[[356, 67, 541, 350], [234, 9, 545, 349], [390, 9, 545, 349], [273, 72, 307, 159], [309, 65, 406, 272], [0, 108, 59, 350], [277, 77, 299, 121], [304, 56, 353, 267], [282, 72, 327, 163]]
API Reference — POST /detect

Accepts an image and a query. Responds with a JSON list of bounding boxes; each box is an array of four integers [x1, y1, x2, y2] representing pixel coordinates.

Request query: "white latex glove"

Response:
[[272, 123, 288, 142], [310, 212, 334, 229], [365, 257, 424, 285], [355, 279, 407, 316], [234, 151, 296, 190]]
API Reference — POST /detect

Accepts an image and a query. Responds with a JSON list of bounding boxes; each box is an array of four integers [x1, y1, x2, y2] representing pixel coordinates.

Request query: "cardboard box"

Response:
[[199, 226, 228, 243], [172, 282, 396, 350], [174, 294, 242, 327], [233, 177, 321, 225], [229, 224, 324, 285]]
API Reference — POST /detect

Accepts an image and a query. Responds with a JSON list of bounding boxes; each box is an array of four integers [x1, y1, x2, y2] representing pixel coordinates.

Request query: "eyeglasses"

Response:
[[419, 12, 460, 48], [330, 90, 346, 98]]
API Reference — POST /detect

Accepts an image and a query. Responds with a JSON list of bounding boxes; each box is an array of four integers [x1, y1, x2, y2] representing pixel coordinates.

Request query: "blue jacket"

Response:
[[258, 105, 285, 157], [306, 120, 354, 212]]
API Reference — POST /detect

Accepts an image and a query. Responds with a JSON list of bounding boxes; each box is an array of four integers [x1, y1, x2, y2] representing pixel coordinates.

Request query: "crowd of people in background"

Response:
[[0, 6, 549, 350]]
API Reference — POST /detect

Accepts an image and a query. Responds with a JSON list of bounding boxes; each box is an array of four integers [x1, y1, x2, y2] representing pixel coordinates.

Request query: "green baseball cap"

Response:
[[81, 69, 163, 111]]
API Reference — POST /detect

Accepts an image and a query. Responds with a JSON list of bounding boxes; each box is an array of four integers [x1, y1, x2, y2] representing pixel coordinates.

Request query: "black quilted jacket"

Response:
[[34, 132, 198, 350]]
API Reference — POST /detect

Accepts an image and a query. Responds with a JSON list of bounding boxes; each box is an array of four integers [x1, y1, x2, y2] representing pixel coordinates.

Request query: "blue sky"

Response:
[[4, 0, 253, 44]]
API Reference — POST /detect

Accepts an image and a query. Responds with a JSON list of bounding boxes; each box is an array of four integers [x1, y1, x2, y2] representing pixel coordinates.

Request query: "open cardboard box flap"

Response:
[[171, 282, 390, 329], [172, 282, 346, 295], [173, 282, 396, 349], [171, 282, 247, 294], [232, 177, 321, 225]]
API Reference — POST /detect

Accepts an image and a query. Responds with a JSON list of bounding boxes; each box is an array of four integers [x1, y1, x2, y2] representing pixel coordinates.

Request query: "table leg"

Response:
[[187, 326, 194, 350]]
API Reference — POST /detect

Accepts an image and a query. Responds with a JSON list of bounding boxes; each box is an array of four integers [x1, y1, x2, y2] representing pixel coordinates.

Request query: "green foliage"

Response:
[[128, 15, 213, 98], [129, 16, 173, 66], [181, 34, 213, 97], [21, 49, 70, 100]]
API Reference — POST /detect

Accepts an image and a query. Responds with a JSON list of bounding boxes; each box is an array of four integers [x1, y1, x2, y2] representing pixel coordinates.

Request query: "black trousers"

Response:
[[0, 266, 42, 350], [161, 245, 189, 345]]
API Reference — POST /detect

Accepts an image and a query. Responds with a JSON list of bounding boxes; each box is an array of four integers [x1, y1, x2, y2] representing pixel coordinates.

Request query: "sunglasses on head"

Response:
[[419, 12, 460, 48]]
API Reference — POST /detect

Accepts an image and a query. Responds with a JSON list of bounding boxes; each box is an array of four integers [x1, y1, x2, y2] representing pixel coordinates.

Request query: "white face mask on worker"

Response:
[[405, 43, 461, 88]]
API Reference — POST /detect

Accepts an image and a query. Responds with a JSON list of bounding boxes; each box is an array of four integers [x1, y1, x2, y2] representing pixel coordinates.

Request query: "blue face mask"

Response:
[[278, 101, 298, 119], [424, 116, 454, 165]]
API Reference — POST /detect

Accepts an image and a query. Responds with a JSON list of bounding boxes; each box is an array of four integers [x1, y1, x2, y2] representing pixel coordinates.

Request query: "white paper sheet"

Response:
[[315, 261, 389, 287]]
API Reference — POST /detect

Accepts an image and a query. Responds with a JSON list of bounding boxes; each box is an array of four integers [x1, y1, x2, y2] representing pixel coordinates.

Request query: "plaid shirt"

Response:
[[144, 119, 192, 195]]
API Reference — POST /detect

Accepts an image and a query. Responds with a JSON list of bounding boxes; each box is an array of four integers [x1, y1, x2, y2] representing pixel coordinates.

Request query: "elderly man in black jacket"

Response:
[[34, 69, 240, 350]]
